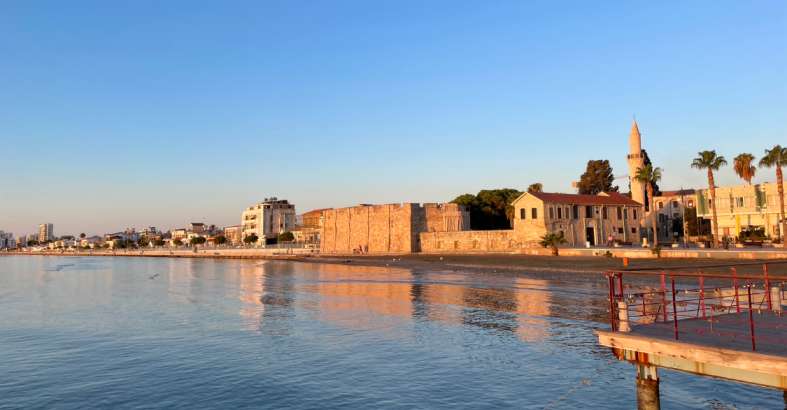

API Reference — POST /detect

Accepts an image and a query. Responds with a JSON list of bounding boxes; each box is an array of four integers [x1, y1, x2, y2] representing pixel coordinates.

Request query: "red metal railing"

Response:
[[606, 265, 786, 351]]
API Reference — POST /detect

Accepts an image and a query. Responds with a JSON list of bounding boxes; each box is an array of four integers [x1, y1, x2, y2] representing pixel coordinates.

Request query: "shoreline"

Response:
[[5, 250, 787, 277]]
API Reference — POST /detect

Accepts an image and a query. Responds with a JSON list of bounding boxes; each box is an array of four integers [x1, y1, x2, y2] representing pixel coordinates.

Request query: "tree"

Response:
[[577, 160, 618, 195], [214, 235, 227, 245], [173, 238, 183, 247], [278, 231, 294, 242], [641, 150, 661, 196], [190, 237, 206, 246], [79, 233, 86, 239], [539, 232, 567, 256], [451, 189, 522, 230], [635, 164, 663, 247], [692, 150, 727, 246], [759, 145, 787, 242], [527, 183, 543, 193], [243, 234, 259, 244], [153, 239, 166, 247], [733, 153, 757, 185], [138, 237, 150, 247]]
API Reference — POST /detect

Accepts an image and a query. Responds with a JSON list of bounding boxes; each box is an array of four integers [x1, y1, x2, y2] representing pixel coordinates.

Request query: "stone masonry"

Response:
[[320, 203, 469, 254]]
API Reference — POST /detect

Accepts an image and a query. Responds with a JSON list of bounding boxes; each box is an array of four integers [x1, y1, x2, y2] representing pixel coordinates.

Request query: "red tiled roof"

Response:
[[528, 191, 642, 206]]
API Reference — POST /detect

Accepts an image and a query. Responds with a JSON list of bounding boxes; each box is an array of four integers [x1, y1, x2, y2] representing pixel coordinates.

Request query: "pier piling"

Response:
[[635, 364, 660, 410]]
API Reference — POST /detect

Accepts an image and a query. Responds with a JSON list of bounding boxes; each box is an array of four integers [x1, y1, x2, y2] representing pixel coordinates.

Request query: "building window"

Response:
[[633, 210, 638, 220], [520, 208, 526, 219], [618, 228, 623, 234], [657, 201, 663, 210], [736, 197, 744, 207], [623, 208, 628, 219], [549, 207, 554, 219], [557, 207, 562, 219], [585, 205, 593, 218], [602, 207, 607, 219], [531, 208, 538, 219], [672, 201, 679, 208], [572, 205, 579, 219], [616, 207, 622, 219], [687, 200, 694, 208], [631, 227, 637, 234]]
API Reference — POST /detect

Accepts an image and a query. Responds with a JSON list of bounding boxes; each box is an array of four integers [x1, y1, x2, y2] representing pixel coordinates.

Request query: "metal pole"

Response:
[[764, 264, 772, 311], [733, 267, 740, 313], [660, 272, 668, 322], [608, 274, 617, 331], [699, 274, 706, 320], [747, 285, 756, 351], [671, 277, 679, 340], [618, 273, 624, 297]]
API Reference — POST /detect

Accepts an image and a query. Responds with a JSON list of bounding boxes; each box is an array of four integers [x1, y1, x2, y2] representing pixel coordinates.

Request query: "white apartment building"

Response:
[[241, 198, 296, 242], [38, 223, 54, 243]]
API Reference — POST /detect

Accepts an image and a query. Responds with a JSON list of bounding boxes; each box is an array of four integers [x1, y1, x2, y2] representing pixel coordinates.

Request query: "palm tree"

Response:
[[733, 153, 756, 185], [692, 150, 727, 246], [634, 164, 662, 247], [539, 232, 567, 256], [759, 145, 787, 243]]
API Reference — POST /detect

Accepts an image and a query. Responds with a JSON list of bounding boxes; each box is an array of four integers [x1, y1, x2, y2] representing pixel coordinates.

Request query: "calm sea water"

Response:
[[0, 256, 780, 409]]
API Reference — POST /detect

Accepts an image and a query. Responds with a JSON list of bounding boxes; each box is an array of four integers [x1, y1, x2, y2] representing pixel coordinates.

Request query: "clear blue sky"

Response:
[[1, 1, 785, 236]]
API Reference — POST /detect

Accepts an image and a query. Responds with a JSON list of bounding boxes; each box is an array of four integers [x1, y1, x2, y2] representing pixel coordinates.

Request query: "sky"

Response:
[[1, 1, 785, 236]]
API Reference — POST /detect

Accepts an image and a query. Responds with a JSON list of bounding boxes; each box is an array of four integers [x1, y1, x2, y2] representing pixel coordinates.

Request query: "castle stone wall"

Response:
[[419, 230, 531, 253], [320, 203, 469, 254]]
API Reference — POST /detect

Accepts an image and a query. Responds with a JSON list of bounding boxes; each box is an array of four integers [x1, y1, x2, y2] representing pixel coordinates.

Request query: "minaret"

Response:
[[627, 119, 646, 206]]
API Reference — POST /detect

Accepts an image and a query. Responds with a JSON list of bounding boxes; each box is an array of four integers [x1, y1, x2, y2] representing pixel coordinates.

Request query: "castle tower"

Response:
[[627, 120, 646, 207]]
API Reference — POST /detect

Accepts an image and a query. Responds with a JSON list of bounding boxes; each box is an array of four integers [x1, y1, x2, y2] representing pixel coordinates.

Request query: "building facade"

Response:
[[511, 191, 644, 247], [38, 223, 54, 243], [241, 198, 297, 241], [696, 182, 785, 241], [223, 225, 242, 245], [320, 203, 469, 254], [650, 189, 697, 243], [0, 231, 16, 249]]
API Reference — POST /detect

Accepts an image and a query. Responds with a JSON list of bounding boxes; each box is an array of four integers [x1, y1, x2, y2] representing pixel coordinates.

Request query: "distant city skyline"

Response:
[[1, 1, 785, 235]]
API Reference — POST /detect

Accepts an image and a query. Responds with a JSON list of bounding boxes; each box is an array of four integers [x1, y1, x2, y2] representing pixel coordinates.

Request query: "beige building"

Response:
[[651, 189, 697, 243], [241, 198, 297, 241], [511, 191, 644, 246], [223, 225, 242, 245], [696, 182, 785, 241]]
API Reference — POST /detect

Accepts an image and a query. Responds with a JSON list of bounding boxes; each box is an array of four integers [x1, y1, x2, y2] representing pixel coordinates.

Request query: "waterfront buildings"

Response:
[[241, 198, 296, 242], [223, 225, 242, 245], [38, 223, 54, 243], [511, 191, 644, 247], [650, 189, 697, 243], [696, 182, 785, 241], [0, 231, 16, 249]]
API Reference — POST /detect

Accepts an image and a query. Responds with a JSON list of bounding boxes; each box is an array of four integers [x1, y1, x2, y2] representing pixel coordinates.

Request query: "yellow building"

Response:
[[696, 182, 785, 241], [511, 191, 644, 246]]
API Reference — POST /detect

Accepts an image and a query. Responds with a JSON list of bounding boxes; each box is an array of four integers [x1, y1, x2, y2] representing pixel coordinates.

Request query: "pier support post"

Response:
[[635, 364, 660, 410], [618, 301, 631, 332], [772, 287, 782, 314]]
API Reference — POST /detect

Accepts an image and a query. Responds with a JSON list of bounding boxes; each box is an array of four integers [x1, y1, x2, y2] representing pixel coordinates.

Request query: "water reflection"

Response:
[[265, 263, 555, 343]]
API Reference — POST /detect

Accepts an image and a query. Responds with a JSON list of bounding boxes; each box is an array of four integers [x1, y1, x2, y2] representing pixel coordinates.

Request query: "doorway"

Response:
[[585, 227, 595, 246]]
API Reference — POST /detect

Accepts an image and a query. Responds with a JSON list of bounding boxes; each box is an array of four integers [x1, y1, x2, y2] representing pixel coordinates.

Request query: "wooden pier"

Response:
[[596, 269, 787, 409]]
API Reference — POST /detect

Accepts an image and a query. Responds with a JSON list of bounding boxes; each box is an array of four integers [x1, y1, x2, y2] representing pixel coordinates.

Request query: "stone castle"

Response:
[[320, 203, 469, 254]]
